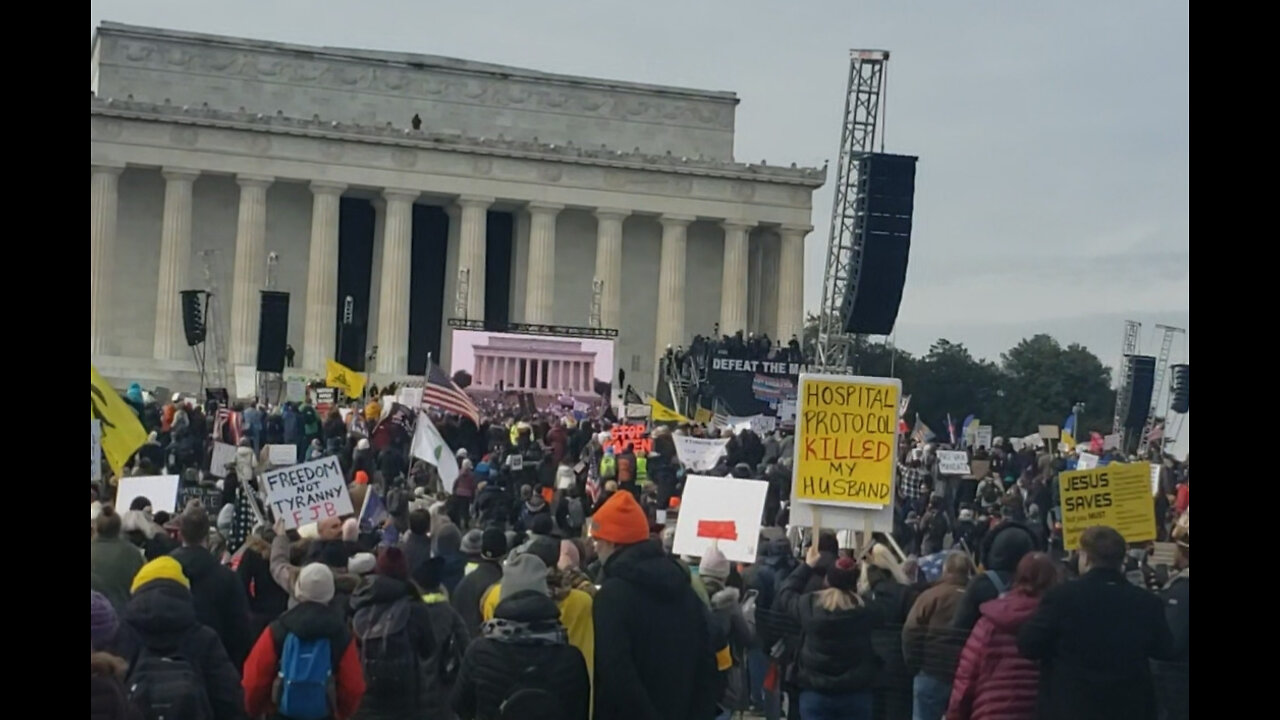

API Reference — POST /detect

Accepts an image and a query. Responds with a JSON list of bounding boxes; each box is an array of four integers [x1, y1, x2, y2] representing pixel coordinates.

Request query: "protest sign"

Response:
[[624, 403, 652, 420], [970, 459, 991, 480], [177, 485, 222, 511], [1038, 424, 1060, 440], [793, 373, 901, 509], [1022, 433, 1043, 449], [1150, 542, 1178, 568], [1104, 433, 1121, 451], [672, 475, 768, 563], [91, 420, 102, 482], [234, 365, 257, 400], [1150, 463, 1161, 496], [1057, 462, 1156, 550], [606, 423, 652, 455], [674, 435, 730, 472], [396, 386, 422, 409], [725, 414, 776, 435], [284, 373, 309, 403], [261, 456, 354, 529], [313, 387, 335, 416], [974, 425, 993, 450], [1077, 452, 1099, 470], [116, 475, 180, 514], [208, 441, 238, 478], [267, 444, 298, 467], [937, 450, 971, 476]]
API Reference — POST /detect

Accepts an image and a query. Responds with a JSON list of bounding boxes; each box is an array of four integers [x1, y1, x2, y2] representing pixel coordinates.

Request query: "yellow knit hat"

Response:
[[131, 556, 191, 594]]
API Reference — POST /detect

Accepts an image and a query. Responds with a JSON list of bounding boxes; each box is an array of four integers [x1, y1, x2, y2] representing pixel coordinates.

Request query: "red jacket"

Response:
[[242, 603, 365, 720], [1174, 484, 1189, 515], [947, 593, 1042, 720]]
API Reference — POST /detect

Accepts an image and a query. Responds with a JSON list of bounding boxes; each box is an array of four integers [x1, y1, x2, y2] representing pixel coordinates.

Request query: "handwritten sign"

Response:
[[178, 485, 222, 511], [208, 441, 238, 478], [607, 424, 652, 455], [793, 374, 901, 508], [672, 475, 768, 563], [1057, 462, 1156, 551], [91, 419, 102, 482], [313, 387, 335, 416], [1077, 451, 1099, 470], [974, 425, 993, 450], [261, 455, 354, 529], [937, 450, 971, 476], [267, 444, 298, 467], [674, 435, 730, 471]]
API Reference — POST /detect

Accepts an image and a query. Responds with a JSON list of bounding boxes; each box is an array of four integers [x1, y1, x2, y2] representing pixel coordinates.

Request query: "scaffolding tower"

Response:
[[1111, 320, 1142, 446], [197, 249, 228, 393], [1137, 324, 1186, 457], [816, 50, 890, 372]]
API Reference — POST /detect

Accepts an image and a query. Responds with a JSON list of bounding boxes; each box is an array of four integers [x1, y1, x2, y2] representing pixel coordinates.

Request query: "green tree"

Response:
[[996, 335, 1115, 435]]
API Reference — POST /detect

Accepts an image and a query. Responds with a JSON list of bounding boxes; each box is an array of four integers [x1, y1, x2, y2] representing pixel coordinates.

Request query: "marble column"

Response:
[[524, 202, 563, 324], [457, 196, 493, 321], [593, 208, 628, 330], [375, 189, 418, 374], [91, 164, 124, 356], [776, 224, 810, 343], [227, 175, 273, 368], [366, 198, 386, 356], [302, 182, 347, 370], [654, 214, 694, 363], [719, 220, 753, 337], [153, 168, 199, 360]]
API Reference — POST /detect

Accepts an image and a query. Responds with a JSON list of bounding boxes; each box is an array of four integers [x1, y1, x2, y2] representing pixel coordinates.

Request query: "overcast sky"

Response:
[[90, 0, 1188, 372]]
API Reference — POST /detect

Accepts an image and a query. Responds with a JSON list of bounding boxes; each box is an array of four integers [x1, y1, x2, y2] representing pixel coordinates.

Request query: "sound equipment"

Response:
[[256, 291, 291, 373], [180, 290, 207, 347], [1123, 355, 1157, 429], [1170, 364, 1189, 414], [843, 153, 918, 335]]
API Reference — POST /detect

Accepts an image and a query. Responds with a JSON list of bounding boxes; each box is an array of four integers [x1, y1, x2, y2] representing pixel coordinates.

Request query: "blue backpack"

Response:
[[274, 633, 333, 720]]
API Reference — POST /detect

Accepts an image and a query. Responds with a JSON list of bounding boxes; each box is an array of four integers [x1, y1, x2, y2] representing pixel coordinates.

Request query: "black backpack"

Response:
[[353, 597, 419, 698], [499, 662, 564, 720], [126, 647, 213, 720]]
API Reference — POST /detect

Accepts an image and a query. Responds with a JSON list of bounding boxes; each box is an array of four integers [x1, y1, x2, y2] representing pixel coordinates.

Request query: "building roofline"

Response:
[[95, 22, 741, 106]]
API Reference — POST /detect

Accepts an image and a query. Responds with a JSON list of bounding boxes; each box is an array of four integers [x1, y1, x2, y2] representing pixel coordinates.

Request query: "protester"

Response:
[[403, 509, 433, 580], [700, 546, 754, 718], [951, 521, 1037, 634], [242, 563, 366, 720], [946, 552, 1060, 720], [114, 557, 246, 720], [1018, 526, 1176, 720], [450, 554, 591, 720], [590, 491, 719, 720], [451, 527, 507, 638], [171, 504, 253, 671], [902, 552, 973, 720], [92, 505, 146, 613], [413, 556, 471, 720]]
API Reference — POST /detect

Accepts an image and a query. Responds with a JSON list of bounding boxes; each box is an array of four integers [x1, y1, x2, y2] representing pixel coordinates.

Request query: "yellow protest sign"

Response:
[[325, 359, 366, 398], [648, 397, 690, 424], [90, 365, 149, 477], [1057, 462, 1156, 550], [793, 374, 901, 507], [693, 407, 713, 424]]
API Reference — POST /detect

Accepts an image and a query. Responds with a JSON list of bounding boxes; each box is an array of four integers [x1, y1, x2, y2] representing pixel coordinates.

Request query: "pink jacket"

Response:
[[947, 593, 1042, 720]]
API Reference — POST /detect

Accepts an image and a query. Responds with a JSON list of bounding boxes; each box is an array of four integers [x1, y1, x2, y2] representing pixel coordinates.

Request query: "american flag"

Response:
[[586, 458, 602, 503], [423, 362, 480, 426]]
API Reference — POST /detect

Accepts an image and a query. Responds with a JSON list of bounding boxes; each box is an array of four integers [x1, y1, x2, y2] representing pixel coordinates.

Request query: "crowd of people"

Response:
[[91, 384, 1188, 720]]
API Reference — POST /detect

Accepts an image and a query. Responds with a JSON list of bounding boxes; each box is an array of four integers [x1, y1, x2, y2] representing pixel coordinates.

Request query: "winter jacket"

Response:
[[348, 576, 437, 720], [902, 578, 968, 680], [593, 539, 720, 720], [172, 544, 253, 670], [952, 522, 1037, 634], [450, 590, 590, 720], [451, 560, 503, 639], [773, 563, 880, 693], [708, 585, 754, 712], [236, 539, 290, 638], [242, 601, 366, 720], [1017, 567, 1176, 720], [115, 579, 247, 720], [92, 537, 145, 613], [90, 652, 144, 720], [401, 532, 432, 582], [480, 569, 595, 692], [1154, 570, 1189, 720], [420, 593, 471, 720], [1162, 569, 1188, 661], [269, 533, 362, 615], [946, 593, 1042, 720]]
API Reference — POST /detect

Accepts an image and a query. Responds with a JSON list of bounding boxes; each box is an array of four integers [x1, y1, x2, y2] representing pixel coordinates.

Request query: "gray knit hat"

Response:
[[295, 563, 335, 604], [460, 528, 484, 557], [501, 554, 550, 599], [699, 545, 731, 583]]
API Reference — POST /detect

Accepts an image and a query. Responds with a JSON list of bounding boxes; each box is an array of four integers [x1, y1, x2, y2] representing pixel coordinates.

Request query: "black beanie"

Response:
[[481, 527, 508, 561]]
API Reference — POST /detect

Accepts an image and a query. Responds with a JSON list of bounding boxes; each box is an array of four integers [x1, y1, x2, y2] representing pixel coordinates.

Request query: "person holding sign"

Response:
[[1017, 526, 1176, 720]]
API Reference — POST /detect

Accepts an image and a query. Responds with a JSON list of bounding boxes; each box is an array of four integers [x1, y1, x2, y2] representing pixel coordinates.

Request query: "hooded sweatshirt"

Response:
[[947, 593, 1042, 720], [952, 522, 1036, 633], [592, 540, 720, 720]]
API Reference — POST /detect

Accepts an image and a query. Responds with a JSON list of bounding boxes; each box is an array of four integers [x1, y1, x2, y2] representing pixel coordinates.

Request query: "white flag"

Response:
[[411, 411, 459, 494]]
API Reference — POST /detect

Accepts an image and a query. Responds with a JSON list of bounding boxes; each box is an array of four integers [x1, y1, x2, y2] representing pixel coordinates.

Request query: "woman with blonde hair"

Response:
[[859, 542, 918, 720], [774, 539, 881, 719]]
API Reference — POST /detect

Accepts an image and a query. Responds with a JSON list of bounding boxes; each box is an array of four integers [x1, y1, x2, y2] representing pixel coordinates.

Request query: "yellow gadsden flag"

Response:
[[90, 365, 149, 477], [648, 397, 690, 424], [326, 359, 366, 398]]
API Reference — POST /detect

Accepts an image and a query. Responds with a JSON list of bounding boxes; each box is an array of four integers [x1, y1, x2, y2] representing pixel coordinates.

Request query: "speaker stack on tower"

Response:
[[256, 291, 291, 374], [180, 290, 208, 347], [1122, 354, 1157, 430], [842, 153, 918, 336], [1170, 364, 1189, 414]]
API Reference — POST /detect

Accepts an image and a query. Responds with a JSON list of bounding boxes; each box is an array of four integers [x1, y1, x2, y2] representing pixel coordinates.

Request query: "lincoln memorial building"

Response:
[[470, 336, 599, 396], [90, 23, 825, 393]]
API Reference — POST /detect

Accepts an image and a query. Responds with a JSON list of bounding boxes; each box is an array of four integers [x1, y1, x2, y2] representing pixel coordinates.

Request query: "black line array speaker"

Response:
[[1123, 354, 1157, 429], [1170, 364, 1189, 414], [256, 291, 291, 373], [843, 153, 918, 336], [180, 290, 207, 347]]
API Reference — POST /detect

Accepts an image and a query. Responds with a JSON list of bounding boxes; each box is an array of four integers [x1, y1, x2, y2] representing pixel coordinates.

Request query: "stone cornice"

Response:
[[90, 95, 826, 189]]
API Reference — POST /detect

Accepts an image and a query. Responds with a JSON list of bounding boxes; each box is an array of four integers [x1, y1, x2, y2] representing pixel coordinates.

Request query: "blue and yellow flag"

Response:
[[90, 365, 149, 477], [326, 359, 366, 398], [1061, 414, 1077, 451]]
